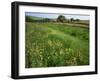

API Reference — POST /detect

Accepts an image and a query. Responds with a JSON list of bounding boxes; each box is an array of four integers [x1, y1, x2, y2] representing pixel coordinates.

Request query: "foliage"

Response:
[[25, 16, 35, 22], [75, 19, 80, 21], [70, 18, 74, 22], [25, 22, 89, 68], [57, 15, 66, 23]]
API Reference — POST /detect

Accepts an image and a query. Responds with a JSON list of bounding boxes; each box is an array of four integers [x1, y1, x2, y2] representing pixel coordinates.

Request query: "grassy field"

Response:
[[25, 22, 89, 68]]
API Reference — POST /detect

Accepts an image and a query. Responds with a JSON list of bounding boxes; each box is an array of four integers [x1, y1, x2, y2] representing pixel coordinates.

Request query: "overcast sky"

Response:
[[25, 12, 90, 20]]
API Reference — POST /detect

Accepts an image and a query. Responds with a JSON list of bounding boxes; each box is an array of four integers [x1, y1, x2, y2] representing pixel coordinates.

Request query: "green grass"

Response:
[[25, 22, 89, 68]]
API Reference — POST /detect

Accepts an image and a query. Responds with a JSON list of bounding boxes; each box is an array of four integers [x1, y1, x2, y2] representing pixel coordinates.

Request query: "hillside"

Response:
[[25, 16, 43, 22]]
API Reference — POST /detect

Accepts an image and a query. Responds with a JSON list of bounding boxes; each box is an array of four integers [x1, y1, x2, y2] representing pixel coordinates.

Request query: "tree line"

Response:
[[26, 15, 80, 23]]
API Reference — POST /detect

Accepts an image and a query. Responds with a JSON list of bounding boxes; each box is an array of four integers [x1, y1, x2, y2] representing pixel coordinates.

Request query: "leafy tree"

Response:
[[43, 18, 51, 22], [70, 18, 74, 22], [76, 19, 80, 21], [57, 15, 66, 23], [75, 19, 80, 22]]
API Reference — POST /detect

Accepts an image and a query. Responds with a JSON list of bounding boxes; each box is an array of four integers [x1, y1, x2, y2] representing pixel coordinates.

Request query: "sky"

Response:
[[25, 12, 90, 20]]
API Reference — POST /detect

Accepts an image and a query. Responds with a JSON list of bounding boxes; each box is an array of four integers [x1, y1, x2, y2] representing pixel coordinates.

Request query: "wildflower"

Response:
[[48, 40, 52, 46], [60, 49, 64, 55]]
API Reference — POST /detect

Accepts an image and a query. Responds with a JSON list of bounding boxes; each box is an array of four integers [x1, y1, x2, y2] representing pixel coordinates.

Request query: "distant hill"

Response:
[[25, 16, 43, 22]]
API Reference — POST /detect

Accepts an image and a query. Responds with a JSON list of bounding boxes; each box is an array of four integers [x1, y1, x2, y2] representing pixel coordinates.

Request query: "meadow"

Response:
[[25, 22, 89, 68]]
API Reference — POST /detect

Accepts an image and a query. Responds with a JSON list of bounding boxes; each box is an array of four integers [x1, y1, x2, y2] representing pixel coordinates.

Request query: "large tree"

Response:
[[57, 15, 66, 23], [70, 18, 74, 22]]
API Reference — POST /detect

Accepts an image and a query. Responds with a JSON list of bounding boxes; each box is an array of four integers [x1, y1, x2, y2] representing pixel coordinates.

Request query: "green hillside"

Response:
[[25, 22, 89, 68], [25, 16, 43, 22]]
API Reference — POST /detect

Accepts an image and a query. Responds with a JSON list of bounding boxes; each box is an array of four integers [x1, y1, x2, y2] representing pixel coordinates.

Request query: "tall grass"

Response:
[[25, 22, 89, 68]]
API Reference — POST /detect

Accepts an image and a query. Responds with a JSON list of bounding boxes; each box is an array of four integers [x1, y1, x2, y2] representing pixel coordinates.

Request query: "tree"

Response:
[[70, 18, 74, 22], [43, 18, 51, 22], [75, 19, 80, 22], [57, 15, 66, 23]]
